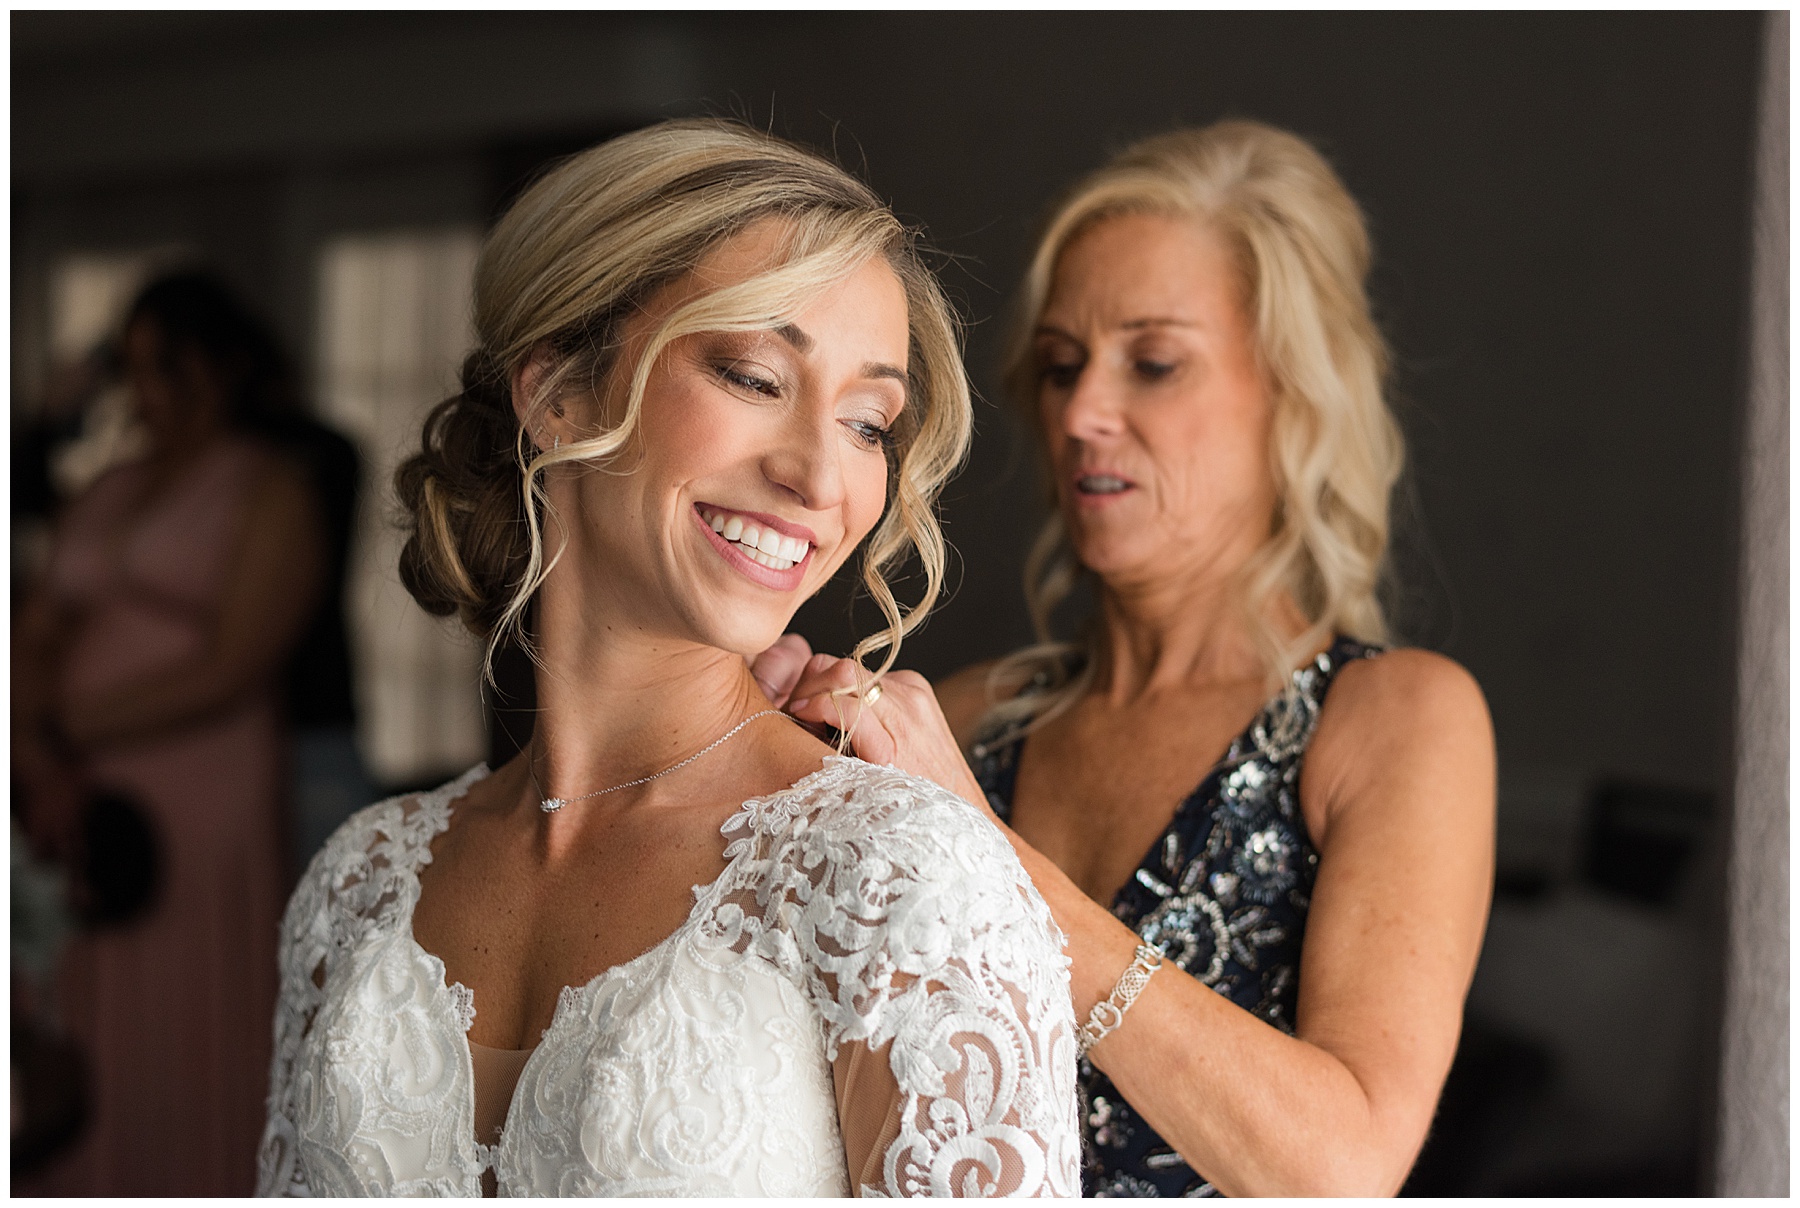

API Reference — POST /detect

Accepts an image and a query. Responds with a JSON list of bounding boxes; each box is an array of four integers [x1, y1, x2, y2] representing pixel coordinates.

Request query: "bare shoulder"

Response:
[[1305, 647, 1495, 838], [1325, 647, 1489, 737], [758, 712, 846, 788], [933, 658, 1004, 748]]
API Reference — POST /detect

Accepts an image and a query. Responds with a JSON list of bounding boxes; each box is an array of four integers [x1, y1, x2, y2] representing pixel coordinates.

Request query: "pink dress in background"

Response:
[[26, 437, 285, 1196]]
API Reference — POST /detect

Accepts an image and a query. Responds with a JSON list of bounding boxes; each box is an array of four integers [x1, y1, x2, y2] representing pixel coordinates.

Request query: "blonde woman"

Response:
[[255, 120, 1078, 1198], [762, 121, 1496, 1195]]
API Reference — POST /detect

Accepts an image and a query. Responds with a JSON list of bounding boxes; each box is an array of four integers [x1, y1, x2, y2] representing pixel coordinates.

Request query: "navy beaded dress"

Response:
[[969, 636, 1381, 1197]]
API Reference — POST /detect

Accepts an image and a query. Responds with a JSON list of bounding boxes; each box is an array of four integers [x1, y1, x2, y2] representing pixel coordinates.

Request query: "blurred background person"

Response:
[[767, 120, 1496, 1195], [11, 271, 359, 1194]]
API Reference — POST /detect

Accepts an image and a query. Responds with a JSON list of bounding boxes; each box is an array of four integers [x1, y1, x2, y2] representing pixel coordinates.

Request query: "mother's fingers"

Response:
[[880, 669, 934, 696], [784, 659, 901, 763], [781, 664, 981, 804], [748, 633, 815, 707], [788, 655, 868, 711]]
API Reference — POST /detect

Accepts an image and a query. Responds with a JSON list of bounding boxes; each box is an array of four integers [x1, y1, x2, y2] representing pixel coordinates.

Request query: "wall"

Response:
[[1716, 10, 1790, 1196]]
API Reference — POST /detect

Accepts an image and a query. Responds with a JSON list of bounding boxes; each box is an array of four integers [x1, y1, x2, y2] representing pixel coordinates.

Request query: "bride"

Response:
[[255, 119, 1077, 1198]]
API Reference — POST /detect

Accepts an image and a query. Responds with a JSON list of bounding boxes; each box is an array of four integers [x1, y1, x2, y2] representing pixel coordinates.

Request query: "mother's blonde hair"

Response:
[[396, 118, 971, 687], [982, 119, 1404, 737]]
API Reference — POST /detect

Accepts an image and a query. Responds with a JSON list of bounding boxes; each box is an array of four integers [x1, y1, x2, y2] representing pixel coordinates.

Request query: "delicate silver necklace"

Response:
[[534, 709, 783, 813]]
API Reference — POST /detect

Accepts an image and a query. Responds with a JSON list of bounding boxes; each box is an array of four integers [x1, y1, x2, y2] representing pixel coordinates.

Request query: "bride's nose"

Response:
[[761, 410, 847, 512]]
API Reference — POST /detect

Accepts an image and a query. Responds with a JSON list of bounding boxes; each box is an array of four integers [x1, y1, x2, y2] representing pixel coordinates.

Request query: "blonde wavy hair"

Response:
[[981, 119, 1404, 738], [396, 119, 971, 691]]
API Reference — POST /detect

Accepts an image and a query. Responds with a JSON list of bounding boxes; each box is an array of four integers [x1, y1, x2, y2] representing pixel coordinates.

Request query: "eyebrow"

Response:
[[775, 323, 906, 385], [1035, 317, 1197, 337]]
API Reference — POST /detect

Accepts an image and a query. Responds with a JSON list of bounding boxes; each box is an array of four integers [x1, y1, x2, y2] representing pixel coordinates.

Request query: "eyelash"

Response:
[[1038, 357, 1178, 386], [714, 363, 895, 451], [847, 420, 897, 452], [715, 364, 781, 398]]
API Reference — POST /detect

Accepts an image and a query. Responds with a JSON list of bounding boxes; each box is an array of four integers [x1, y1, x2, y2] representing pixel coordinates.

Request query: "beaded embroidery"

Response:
[[971, 636, 1380, 1196]]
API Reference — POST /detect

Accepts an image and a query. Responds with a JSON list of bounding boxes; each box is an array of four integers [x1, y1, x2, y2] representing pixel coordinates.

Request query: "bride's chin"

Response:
[[679, 604, 793, 662], [678, 563, 828, 657]]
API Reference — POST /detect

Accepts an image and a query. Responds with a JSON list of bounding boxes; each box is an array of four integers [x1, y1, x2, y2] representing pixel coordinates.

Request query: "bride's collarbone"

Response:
[[411, 795, 738, 1049], [410, 736, 832, 1049]]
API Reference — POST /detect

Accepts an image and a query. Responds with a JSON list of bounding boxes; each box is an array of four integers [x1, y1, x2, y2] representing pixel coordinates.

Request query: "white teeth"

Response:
[[747, 546, 795, 570], [701, 505, 810, 572], [1080, 475, 1130, 494], [735, 542, 795, 570]]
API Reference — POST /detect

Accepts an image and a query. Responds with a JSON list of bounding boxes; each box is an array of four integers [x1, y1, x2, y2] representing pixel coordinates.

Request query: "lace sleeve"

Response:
[[254, 778, 469, 1197], [770, 764, 1080, 1197], [255, 839, 333, 1196]]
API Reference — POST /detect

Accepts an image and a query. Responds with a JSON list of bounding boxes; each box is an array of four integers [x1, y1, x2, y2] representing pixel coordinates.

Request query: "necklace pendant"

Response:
[[530, 710, 782, 817]]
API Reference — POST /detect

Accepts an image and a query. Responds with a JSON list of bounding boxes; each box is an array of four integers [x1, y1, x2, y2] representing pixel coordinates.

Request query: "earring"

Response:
[[552, 435, 560, 451]]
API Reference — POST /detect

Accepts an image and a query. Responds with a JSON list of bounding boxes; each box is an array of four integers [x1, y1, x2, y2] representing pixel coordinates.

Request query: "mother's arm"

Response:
[[1065, 652, 1492, 1195], [782, 647, 1495, 1196]]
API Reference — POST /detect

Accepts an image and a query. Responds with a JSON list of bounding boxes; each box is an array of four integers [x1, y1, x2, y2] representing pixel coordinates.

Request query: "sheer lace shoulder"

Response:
[[256, 764, 489, 1197], [257, 757, 1076, 1198], [713, 757, 1080, 1196]]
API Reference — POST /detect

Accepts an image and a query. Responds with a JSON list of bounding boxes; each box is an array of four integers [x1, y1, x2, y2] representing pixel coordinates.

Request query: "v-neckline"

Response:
[[1007, 686, 1276, 918], [391, 754, 861, 1175]]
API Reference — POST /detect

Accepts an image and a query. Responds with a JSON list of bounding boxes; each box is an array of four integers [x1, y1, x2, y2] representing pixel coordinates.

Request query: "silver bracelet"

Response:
[[1076, 943, 1165, 1058]]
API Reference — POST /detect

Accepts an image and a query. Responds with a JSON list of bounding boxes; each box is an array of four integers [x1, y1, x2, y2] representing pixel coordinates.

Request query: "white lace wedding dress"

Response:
[[255, 757, 1079, 1197]]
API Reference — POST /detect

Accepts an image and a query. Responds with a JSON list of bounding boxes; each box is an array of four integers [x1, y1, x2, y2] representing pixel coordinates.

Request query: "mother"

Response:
[[765, 120, 1496, 1196]]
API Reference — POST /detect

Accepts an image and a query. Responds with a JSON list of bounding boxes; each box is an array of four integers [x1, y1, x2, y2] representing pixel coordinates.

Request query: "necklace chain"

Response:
[[536, 709, 784, 813]]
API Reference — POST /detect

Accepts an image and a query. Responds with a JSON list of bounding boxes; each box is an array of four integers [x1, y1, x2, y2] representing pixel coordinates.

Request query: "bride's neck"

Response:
[[527, 585, 765, 804]]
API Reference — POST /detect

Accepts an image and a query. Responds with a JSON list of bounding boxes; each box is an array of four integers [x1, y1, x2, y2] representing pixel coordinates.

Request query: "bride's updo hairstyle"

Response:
[[396, 119, 971, 682], [986, 120, 1405, 735]]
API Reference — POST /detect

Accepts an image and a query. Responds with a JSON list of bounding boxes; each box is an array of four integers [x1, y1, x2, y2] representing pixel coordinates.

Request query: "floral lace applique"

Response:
[[257, 757, 1077, 1198]]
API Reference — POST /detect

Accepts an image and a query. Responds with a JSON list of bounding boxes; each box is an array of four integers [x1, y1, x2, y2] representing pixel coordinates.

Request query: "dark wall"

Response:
[[14, 10, 1760, 793], [735, 14, 1762, 803]]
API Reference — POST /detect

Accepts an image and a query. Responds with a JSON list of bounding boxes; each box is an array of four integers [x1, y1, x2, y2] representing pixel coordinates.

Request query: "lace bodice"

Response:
[[256, 757, 1079, 1197]]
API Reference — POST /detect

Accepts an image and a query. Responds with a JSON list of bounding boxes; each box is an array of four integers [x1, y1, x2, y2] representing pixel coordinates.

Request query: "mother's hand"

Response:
[[750, 638, 990, 813], [749, 633, 816, 709]]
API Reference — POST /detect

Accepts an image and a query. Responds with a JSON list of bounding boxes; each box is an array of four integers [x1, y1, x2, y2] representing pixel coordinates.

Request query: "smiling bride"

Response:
[[254, 120, 1078, 1198]]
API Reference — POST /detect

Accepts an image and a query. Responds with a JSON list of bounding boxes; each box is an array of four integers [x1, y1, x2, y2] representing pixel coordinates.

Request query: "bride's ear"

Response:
[[511, 342, 566, 451]]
